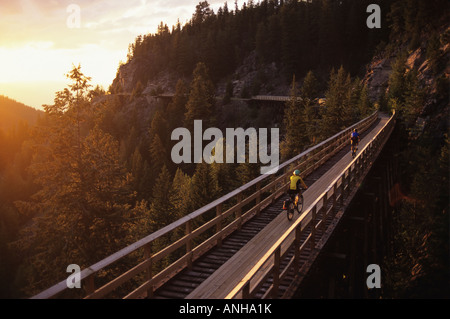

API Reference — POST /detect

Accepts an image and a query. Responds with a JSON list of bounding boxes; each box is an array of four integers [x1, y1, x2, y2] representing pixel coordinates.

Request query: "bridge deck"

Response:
[[186, 114, 390, 299]]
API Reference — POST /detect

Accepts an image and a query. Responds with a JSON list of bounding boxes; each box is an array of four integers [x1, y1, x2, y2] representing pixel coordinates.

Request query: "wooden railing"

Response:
[[32, 111, 379, 299], [251, 95, 296, 102], [225, 111, 396, 299]]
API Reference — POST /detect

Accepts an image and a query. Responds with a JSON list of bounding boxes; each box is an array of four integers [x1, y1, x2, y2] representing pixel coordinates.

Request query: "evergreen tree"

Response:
[[300, 71, 319, 146], [235, 160, 259, 186], [189, 161, 220, 212], [388, 52, 408, 103], [172, 27, 193, 76], [149, 111, 169, 146], [280, 4, 299, 77], [148, 165, 174, 233], [148, 111, 171, 174], [318, 0, 340, 68], [208, 137, 239, 194], [166, 79, 189, 131], [358, 84, 372, 117], [348, 77, 363, 123], [192, 1, 214, 26], [131, 80, 144, 100], [136, 165, 177, 268], [377, 89, 389, 113], [255, 21, 269, 63], [403, 68, 425, 127], [320, 66, 353, 138], [149, 133, 167, 178], [184, 62, 216, 130], [387, 53, 425, 126], [168, 168, 192, 220], [129, 146, 152, 199], [13, 66, 136, 296], [268, 13, 282, 62], [281, 76, 305, 160]]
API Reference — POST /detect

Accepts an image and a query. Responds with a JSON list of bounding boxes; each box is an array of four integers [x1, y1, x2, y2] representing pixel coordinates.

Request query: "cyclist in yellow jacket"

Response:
[[288, 169, 308, 205]]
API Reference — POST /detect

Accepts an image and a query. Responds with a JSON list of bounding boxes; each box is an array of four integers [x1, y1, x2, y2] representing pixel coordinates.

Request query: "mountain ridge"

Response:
[[0, 95, 43, 131]]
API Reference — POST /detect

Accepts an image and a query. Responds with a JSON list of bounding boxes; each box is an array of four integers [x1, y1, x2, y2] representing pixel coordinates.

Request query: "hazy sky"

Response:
[[0, 0, 244, 110]]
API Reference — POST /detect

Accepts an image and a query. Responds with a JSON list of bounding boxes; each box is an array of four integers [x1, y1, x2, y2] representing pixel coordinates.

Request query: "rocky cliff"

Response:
[[363, 25, 449, 139]]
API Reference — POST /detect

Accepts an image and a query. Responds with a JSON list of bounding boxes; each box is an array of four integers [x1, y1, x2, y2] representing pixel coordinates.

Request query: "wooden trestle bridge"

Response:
[[33, 110, 396, 299]]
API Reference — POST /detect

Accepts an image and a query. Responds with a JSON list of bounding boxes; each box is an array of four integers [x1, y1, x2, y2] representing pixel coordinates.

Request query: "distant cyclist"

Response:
[[350, 129, 360, 154], [288, 170, 308, 205]]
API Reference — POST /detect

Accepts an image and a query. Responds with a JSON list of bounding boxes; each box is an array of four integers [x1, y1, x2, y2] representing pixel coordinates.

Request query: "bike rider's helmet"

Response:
[[294, 170, 300, 176]]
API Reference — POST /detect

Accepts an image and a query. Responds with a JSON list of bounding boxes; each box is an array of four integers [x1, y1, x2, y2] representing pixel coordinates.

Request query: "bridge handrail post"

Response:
[[355, 157, 361, 181], [362, 149, 367, 172], [186, 220, 193, 269], [294, 225, 302, 273], [340, 175, 345, 208], [321, 192, 328, 233], [216, 204, 223, 247], [349, 165, 355, 195], [344, 169, 350, 200], [85, 274, 95, 297], [347, 168, 352, 198], [144, 243, 153, 298], [237, 193, 243, 229], [332, 183, 338, 218], [255, 182, 262, 216], [310, 205, 317, 250], [242, 281, 251, 299], [272, 246, 281, 298]]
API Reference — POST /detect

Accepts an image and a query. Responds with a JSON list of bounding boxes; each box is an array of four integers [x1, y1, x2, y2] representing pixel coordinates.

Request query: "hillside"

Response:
[[0, 95, 42, 130], [360, 9, 449, 297], [364, 24, 449, 135], [111, 0, 391, 98], [109, 0, 448, 131]]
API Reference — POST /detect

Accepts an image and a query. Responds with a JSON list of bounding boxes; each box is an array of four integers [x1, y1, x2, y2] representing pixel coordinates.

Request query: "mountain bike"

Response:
[[351, 144, 357, 158], [283, 188, 304, 221], [351, 140, 359, 158]]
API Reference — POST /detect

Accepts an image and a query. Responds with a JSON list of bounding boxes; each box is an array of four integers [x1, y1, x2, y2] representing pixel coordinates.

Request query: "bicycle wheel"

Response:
[[296, 194, 304, 213], [287, 202, 294, 221]]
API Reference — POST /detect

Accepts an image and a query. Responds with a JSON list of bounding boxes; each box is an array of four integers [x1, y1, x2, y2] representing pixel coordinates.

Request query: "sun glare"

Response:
[[0, 43, 62, 83], [0, 42, 126, 108]]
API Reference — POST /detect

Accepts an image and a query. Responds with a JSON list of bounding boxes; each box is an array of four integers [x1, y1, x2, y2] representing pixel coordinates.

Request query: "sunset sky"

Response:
[[0, 0, 243, 110]]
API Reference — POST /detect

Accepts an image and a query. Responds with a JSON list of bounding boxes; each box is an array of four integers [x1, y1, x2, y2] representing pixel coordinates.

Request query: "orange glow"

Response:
[[0, 1, 244, 109]]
